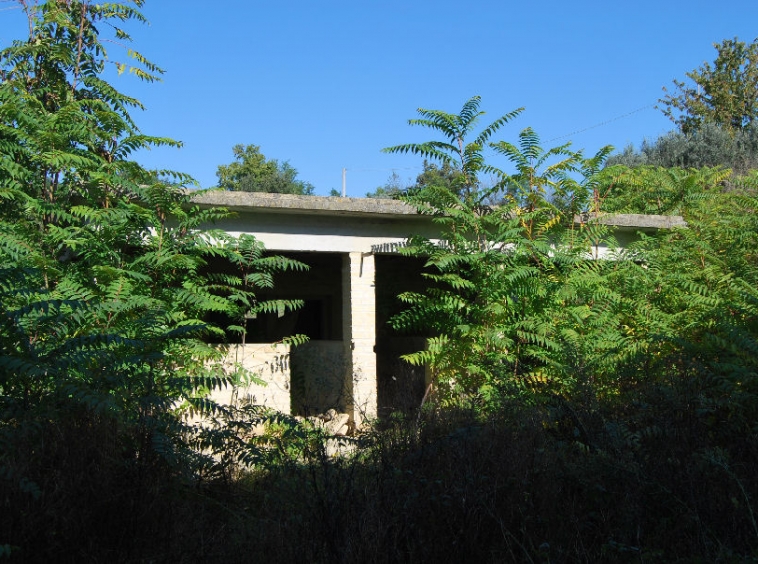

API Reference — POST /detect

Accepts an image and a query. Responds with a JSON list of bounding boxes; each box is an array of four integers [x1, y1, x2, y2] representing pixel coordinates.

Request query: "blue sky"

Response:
[[2, 0, 758, 195]]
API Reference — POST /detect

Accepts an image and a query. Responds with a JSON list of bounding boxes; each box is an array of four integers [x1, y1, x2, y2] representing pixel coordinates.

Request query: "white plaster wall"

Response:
[[216, 210, 439, 254], [211, 343, 291, 413]]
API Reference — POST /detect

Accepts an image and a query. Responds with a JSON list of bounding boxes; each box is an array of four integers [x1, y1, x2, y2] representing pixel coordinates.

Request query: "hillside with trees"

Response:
[[610, 37, 758, 175], [2, 2, 758, 562]]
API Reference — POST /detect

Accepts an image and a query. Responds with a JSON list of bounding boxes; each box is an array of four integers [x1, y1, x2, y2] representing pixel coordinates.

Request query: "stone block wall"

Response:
[[343, 252, 378, 423], [290, 340, 348, 415], [211, 343, 292, 412], [204, 250, 383, 425]]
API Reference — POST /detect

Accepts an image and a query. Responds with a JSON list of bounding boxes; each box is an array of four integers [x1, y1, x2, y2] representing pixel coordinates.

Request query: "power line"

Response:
[[345, 103, 660, 182], [547, 104, 656, 143]]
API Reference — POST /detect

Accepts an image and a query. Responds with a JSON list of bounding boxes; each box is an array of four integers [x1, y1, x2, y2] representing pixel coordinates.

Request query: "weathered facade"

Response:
[[192, 191, 686, 424]]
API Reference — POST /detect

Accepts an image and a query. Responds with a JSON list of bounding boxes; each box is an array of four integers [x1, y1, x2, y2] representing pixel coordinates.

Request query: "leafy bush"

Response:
[[607, 123, 758, 175], [0, 2, 306, 558]]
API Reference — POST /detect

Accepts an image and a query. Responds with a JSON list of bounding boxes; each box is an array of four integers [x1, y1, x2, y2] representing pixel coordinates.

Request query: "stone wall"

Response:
[[211, 343, 292, 412], [343, 252, 377, 423], [290, 340, 348, 415]]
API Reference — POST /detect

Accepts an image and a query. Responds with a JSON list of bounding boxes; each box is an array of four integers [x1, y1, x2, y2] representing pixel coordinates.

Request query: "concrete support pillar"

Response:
[[342, 252, 377, 424]]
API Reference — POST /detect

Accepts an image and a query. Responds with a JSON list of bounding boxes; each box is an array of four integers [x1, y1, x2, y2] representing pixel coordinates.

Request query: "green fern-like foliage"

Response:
[[551, 161, 758, 417], [0, 1, 306, 479], [385, 98, 623, 407], [598, 165, 732, 215], [383, 96, 524, 202], [386, 98, 758, 416]]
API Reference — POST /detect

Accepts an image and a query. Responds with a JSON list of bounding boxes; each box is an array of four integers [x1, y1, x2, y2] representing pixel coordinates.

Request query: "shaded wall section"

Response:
[[290, 341, 348, 415], [213, 344, 291, 411], [247, 251, 344, 344], [374, 255, 429, 417]]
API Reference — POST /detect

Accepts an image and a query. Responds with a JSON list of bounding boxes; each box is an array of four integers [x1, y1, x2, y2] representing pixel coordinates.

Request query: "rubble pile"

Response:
[[299, 408, 351, 436]]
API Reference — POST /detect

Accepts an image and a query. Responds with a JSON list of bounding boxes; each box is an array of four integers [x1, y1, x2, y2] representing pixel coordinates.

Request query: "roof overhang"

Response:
[[189, 190, 424, 220], [189, 190, 687, 230]]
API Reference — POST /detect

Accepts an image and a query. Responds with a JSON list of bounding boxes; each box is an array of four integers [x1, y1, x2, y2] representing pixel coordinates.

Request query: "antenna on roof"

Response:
[[342, 168, 347, 198]]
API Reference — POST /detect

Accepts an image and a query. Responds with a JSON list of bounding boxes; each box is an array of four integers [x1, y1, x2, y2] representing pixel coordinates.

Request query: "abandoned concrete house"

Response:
[[191, 191, 686, 425]]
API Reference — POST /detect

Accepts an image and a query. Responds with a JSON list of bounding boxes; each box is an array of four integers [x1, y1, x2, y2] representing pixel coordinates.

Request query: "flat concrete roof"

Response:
[[190, 190, 686, 229], [575, 212, 687, 230], [190, 190, 420, 218]]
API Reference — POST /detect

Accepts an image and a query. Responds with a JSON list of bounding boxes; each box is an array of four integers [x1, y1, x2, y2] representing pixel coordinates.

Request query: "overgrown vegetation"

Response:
[[3, 3, 758, 562], [367, 97, 758, 561], [381, 97, 620, 407], [0, 2, 306, 559], [607, 123, 758, 175]]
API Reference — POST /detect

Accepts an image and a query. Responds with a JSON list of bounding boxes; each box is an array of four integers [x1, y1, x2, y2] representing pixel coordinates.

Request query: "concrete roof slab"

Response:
[[190, 191, 687, 230]]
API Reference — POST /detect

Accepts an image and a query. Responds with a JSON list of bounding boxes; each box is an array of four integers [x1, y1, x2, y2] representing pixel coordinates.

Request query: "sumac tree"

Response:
[[0, 0, 305, 491], [384, 98, 617, 406]]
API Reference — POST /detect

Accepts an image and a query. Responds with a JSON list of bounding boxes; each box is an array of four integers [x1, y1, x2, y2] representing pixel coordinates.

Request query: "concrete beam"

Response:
[[575, 212, 687, 230]]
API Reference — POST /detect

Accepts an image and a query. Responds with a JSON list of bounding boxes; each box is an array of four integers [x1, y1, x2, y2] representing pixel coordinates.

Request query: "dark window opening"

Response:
[[203, 251, 343, 344], [243, 297, 333, 343]]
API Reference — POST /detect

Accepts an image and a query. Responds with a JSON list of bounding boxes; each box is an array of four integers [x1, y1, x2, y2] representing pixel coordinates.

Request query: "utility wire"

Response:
[[346, 103, 659, 176], [546, 104, 656, 143]]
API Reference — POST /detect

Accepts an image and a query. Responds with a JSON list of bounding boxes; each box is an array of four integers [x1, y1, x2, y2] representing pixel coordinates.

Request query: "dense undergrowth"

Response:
[[4, 382, 758, 563]]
